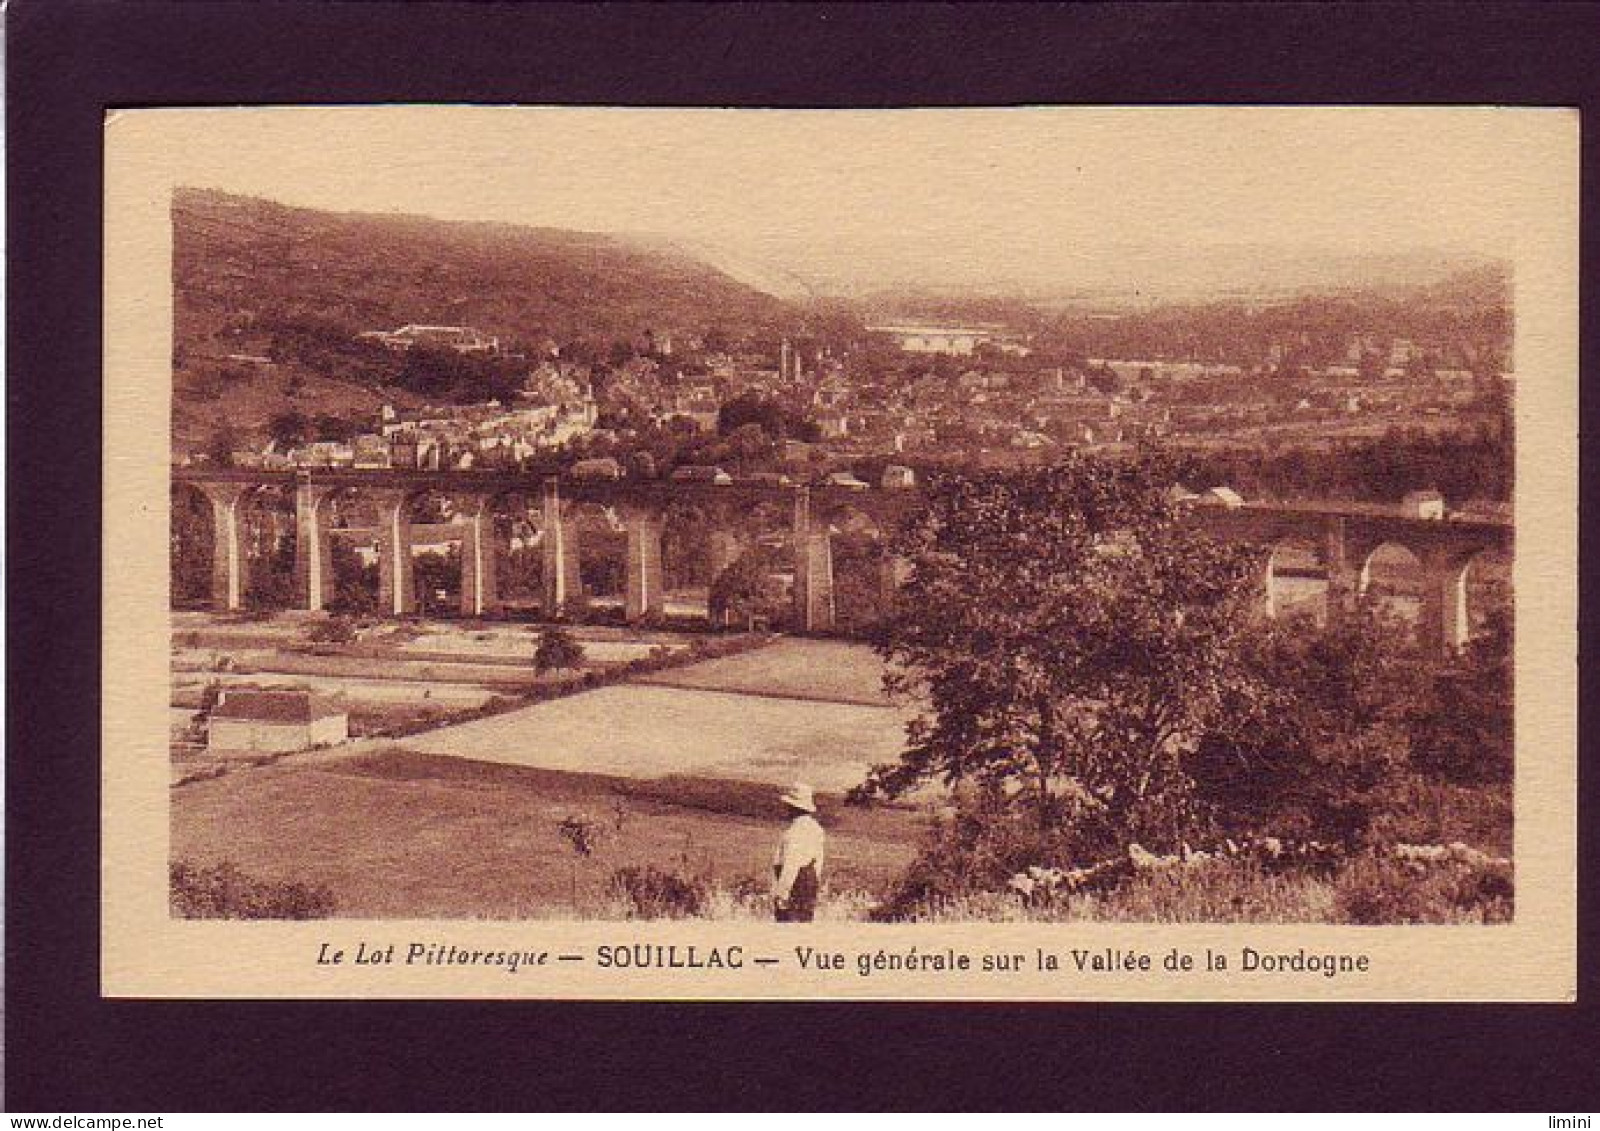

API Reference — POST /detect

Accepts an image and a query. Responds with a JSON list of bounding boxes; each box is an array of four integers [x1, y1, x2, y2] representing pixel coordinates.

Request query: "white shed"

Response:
[[1402, 490, 1446, 519], [207, 689, 348, 757], [1198, 486, 1245, 509]]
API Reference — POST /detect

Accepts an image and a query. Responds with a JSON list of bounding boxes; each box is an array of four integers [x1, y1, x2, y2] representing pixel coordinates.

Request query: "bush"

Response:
[[170, 860, 336, 919], [872, 788, 1084, 921], [534, 626, 586, 673], [307, 614, 358, 645], [607, 865, 708, 919], [1333, 854, 1513, 924], [1190, 607, 1418, 850], [556, 813, 605, 858], [1408, 610, 1513, 786], [1366, 776, 1512, 858], [1068, 858, 1334, 924]]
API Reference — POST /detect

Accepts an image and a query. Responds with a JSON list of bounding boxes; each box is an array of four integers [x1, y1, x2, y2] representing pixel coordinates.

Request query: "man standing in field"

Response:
[[772, 783, 825, 922]]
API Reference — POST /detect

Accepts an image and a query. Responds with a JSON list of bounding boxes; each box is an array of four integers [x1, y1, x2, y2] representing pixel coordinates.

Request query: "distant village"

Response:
[[192, 315, 1512, 490]]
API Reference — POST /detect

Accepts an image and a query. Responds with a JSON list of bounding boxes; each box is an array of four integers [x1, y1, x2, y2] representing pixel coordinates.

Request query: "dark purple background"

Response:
[[8, 1, 1599, 1112]]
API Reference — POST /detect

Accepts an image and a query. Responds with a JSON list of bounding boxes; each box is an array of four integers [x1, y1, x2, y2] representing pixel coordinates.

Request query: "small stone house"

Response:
[[1198, 486, 1245, 509], [207, 689, 348, 757], [1402, 489, 1446, 520], [881, 464, 917, 489]]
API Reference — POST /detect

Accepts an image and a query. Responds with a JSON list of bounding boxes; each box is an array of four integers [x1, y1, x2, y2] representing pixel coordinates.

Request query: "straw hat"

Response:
[[778, 782, 816, 814]]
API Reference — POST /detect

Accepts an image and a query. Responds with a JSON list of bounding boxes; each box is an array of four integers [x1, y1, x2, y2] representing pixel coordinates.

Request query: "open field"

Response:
[[171, 750, 921, 918], [174, 670, 505, 709], [322, 636, 915, 790], [170, 624, 927, 916], [363, 682, 911, 791], [174, 614, 916, 794], [171, 612, 753, 758], [634, 637, 899, 706], [173, 614, 695, 674]]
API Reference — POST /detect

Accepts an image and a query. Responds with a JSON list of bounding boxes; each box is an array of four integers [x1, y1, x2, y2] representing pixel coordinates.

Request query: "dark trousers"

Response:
[[775, 863, 819, 922]]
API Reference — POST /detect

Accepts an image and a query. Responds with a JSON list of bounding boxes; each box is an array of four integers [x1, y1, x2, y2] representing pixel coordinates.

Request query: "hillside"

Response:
[[171, 188, 798, 450]]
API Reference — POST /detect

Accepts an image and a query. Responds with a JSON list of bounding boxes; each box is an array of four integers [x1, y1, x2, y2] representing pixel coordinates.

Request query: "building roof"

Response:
[[212, 689, 343, 724], [1199, 486, 1245, 507]]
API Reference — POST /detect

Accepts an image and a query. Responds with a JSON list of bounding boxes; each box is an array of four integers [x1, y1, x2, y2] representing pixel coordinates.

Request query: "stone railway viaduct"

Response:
[[173, 467, 1512, 657]]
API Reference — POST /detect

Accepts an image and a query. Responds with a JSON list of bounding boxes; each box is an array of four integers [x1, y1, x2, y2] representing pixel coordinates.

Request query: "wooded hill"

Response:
[[171, 188, 801, 450], [175, 187, 797, 352]]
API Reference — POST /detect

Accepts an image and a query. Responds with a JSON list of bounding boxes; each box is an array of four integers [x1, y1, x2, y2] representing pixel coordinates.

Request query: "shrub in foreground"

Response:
[[607, 865, 708, 919], [888, 858, 1337, 924], [877, 851, 1513, 925], [306, 614, 359, 645], [534, 626, 586, 674], [1334, 854, 1513, 925], [1408, 610, 1513, 787], [871, 789, 1081, 921], [1190, 607, 1418, 850], [170, 860, 336, 919]]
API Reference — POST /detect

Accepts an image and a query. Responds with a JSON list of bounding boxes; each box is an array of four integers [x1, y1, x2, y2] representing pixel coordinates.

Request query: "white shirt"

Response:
[[772, 814, 826, 900]]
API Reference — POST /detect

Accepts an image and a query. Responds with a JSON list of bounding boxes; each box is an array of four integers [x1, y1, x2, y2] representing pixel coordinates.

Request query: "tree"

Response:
[[207, 423, 243, 468], [717, 393, 817, 442], [329, 538, 378, 614], [535, 626, 586, 674], [268, 410, 312, 450], [661, 504, 716, 588], [1085, 365, 1126, 396], [308, 615, 359, 645], [1189, 604, 1420, 847], [708, 546, 788, 630], [724, 422, 777, 466], [1407, 606, 1512, 785], [313, 413, 359, 442], [396, 344, 522, 405], [245, 519, 298, 610], [830, 532, 890, 638], [861, 455, 1262, 858], [626, 450, 658, 480], [191, 679, 225, 737], [1357, 348, 1387, 384], [171, 486, 214, 606], [412, 547, 461, 615]]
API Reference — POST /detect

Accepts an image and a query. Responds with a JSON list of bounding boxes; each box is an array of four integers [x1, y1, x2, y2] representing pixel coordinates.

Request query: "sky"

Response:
[[124, 105, 1559, 297]]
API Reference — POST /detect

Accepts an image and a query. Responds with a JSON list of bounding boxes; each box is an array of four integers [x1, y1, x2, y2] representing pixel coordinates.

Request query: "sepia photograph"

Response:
[[17, 0, 1600, 1112], [99, 105, 1576, 1000]]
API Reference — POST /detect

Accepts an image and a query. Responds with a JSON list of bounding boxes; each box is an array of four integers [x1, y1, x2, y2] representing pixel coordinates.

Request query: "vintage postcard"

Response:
[[103, 106, 1576, 1000]]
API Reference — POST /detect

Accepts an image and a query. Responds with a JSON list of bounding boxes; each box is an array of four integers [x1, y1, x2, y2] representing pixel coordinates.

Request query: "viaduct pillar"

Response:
[[878, 551, 911, 612], [1321, 517, 1359, 627], [196, 481, 250, 612], [791, 488, 835, 633], [371, 489, 416, 616], [293, 483, 336, 613], [455, 493, 501, 619], [1262, 548, 1280, 620], [624, 508, 666, 623], [1417, 553, 1472, 658], [541, 479, 584, 618]]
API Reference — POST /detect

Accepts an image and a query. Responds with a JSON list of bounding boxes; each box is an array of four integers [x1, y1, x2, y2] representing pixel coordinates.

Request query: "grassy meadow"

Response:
[[172, 746, 1510, 923], [171, 749, 921, 919]]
